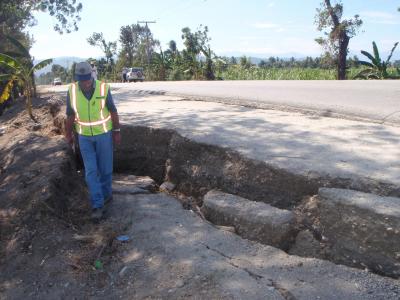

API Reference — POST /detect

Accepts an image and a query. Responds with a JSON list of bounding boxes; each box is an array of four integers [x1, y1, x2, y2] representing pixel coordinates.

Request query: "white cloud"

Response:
[[360, 11, 400, 25], [267, 2, 275, 7]]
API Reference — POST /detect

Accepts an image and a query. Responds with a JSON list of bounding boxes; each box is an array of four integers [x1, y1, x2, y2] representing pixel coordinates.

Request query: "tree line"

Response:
[[2, 0, 400, 116], [37, 0, 400, 85]]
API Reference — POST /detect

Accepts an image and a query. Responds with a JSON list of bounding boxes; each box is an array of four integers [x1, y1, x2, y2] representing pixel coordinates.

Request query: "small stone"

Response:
[[215, 225, 236, 233], [175, 279, 184, 288], [119, 266, 128, 277], [32, 124, 42, 131], [160, 181, 176, 192]]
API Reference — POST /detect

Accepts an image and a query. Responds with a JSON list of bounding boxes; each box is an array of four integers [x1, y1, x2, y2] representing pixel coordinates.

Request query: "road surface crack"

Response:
[[201, 243, 264, 281]]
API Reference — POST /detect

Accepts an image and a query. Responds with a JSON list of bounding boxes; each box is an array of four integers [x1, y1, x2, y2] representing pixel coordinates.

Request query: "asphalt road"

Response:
[[111, 80, 400, 124]]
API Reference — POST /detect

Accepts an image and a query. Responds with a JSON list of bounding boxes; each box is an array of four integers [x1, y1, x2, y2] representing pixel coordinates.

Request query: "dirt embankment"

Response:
[[0, 95, 124, 299]]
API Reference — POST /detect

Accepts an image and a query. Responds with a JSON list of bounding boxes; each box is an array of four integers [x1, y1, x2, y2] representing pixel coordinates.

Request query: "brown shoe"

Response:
[[91, 207, 104, 222]]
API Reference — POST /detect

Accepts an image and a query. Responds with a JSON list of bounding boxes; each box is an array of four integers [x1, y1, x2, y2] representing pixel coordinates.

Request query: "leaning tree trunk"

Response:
[[25, 82, 35, 122], [337, 32, 350, 80], [31, 73, 37, 97]]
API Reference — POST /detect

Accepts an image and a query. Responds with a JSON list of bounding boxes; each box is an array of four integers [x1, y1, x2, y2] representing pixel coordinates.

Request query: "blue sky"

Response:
[[29, 0, 400, 60]]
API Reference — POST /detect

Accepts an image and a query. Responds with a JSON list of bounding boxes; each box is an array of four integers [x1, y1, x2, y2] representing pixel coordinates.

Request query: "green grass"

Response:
[[216, 66, 365, 80]]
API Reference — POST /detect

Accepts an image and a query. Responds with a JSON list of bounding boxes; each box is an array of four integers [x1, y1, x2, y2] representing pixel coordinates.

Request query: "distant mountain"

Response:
[[220, 50, 400, 62], [34, 56, 87, 76], [219, 51, 309, 60]]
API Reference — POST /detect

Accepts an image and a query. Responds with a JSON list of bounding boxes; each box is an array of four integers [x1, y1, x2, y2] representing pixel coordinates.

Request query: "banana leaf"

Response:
[[372, 41, 381, 64], [0, 80, 14, 104], [353, 68, 374, 79], [6, 36, 31, 58], [360, 50, 379, 67], [358, 60, 375, 68], [0, 53, 20, 69], [386, 42, 399, 64], [29, 59, 53, 76], [0, 74, 14, 81]]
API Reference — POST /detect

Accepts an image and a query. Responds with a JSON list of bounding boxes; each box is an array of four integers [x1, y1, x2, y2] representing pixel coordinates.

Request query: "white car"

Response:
[[53, 77, 62, 85], [126, 67, 145, 82]]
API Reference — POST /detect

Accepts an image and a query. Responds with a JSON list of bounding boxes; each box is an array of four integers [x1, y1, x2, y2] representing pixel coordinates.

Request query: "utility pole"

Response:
[[138, 21, 156, 66]]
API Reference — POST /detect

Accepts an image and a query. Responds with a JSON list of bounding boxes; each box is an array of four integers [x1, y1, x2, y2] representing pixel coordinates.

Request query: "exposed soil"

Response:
[[0, 95, 127, 299], [1, 93, 399, 299]]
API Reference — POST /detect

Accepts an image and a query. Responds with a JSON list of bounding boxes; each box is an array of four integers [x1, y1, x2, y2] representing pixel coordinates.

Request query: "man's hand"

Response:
[[65, 133, 74, 145], [113, 131, 121, 145], [65, 115, 75, 146]]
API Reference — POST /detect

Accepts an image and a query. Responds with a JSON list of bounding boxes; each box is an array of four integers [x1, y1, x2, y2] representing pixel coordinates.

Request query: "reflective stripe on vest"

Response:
[[70, 81, 112, 135], [99, 82, 107, 132], [70, 83, 82, 134], [76, 115, 111, 126]]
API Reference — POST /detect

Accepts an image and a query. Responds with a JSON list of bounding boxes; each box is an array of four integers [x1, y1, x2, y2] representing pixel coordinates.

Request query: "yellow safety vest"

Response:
[[69, 80, 113, 136]]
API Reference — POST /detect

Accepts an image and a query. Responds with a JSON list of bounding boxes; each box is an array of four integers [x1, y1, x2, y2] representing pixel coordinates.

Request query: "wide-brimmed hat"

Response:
[[75, 61, 92, 81]]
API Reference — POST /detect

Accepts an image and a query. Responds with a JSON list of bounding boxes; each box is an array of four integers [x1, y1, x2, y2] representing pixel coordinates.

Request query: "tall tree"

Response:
[[0, 0, 82, 35], [119, 24, 145, 67], [181, 25, 215, 80], [168, 40, 177, 54], [315, 0, 362, 79], [87, 32, 117, 66], [118, 24, 158, 67]]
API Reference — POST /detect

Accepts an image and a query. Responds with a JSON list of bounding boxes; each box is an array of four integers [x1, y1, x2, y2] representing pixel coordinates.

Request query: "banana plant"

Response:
[[0, 36, 52, 121], [354, 41, 399, 79]]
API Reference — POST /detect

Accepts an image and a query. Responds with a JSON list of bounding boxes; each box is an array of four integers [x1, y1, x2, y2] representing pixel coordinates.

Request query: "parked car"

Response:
[[53, 77, 62, 85], [126, 67, 145, 82]]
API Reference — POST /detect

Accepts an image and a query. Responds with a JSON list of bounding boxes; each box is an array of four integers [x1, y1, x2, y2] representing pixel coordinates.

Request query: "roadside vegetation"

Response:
[[35, 0, 399, 84], [355, 41, 400, 79], [0, 0, 81, 116], [1, 0, 400, 116]]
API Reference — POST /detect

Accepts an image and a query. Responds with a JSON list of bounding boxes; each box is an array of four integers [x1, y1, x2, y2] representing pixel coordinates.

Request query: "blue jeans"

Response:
[[78, 131, 113, 209]]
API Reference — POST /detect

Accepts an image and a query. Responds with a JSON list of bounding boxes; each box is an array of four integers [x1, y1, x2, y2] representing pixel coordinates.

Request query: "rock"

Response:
[[112, 175, 157, 194], [112, 185, 150, 195], [215, 225, 236, 233], [119, 266, 128, 277], [32, 123, 42, 131], [318, 188, 400, 278], [201, 190, 297, 250], [160, 181, 176, 192], [288, 230, 325, 259]]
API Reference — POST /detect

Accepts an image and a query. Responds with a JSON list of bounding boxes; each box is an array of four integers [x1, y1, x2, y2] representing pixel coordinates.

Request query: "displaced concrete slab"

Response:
[[102, 192, 400, 300], [159, 181, 176, 192], [202, 190, 297, 250], [318, 188, 400, 278], [112, 92, 400, 193], [112, 174, 156, 194]]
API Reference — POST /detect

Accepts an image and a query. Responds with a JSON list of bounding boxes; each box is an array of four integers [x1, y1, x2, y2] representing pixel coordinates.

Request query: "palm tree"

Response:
[[354, 41, 399, 79], [0, 37, 52, 121]]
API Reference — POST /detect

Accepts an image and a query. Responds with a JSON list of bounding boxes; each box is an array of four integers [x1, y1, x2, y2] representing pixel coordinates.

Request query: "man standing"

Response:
[[65, 62, 121, 221], [90, 61, 98, 80], [122, 67, 128, 82]]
